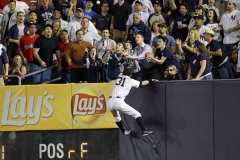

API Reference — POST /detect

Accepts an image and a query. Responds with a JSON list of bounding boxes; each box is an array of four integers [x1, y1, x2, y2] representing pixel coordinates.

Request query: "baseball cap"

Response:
[[195, 5, 203, 9], [158, 22, 167, 28], [226, 0, 237, 5], [28, 22, 37, 27], [44, 24, 53, 30], [203, 29, 215, 36], [193, 14, 204, 20], [158, 35, 168, 43], [153, 1, 162, 7], [29, 0, 37, 4], [123, 67, 133, 76], [135, 0, 143, 5], [179, 3, 188, 10], [76, 8, 83, 12]]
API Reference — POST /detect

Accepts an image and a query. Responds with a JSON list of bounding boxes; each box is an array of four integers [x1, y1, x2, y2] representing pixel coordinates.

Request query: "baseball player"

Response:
[[107, 67, 155, 136]]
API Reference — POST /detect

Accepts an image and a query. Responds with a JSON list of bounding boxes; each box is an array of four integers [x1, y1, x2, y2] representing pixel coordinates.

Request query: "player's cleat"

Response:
[[124, 130, 132, 136], [142, 130, 154, 136]]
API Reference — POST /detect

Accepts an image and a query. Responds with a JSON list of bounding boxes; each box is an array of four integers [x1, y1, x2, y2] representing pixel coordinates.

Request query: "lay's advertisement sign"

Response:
[[0, 83, 117, 131]]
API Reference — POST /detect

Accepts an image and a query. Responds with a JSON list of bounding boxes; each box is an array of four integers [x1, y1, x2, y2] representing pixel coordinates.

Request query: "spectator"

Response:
[[202, 0, 219, 19], [107, 42, 125, 81], [125, 33, 159, 80], [148, 1, 170, 28], [92, 0, 113, 14], [147, 35, 181, 75], [52, 20, 61, 39], [124, 41, 141, 80], [27, 11, 43, 35], [65, 29, 92, 83], [32, 24, 61, 84], [189, 43, 212, 80], [126, 1, 149, 35], [52, 0, 68, 21], [111, 0, 132, 43], [214, 0, 240, 58], [180, 0, 203, 16], [2, 0, 28, 15], [58, 29, 74, 83], [150, 21, 160, 45], [65, 0, 79, 22], [188, 5, 206, 30], [176, 29, 200, 74], [204, 9, 222, 42], [92, 1, 112, 34], [230, 47, 239, 78], [7, 11, 28, 63], [0, 0, 17, 45], [25, 1, 38, 24], [192, 14, 209, 46], [80, 17, 102, 46], [18, 22, 40, 73], [46, 8, 68, 30], [84, 0, 97, 20], [84, 47, 104, 82], [152, 22, 176, 53], [9, 55, 26, 76], [0, 44, 8, 86], [170, 3, 192, 42], [164, 64, 184, 80], [67, 8, 98, 41], [131, 0, 154, 14], [96, 28, 116, 81], [203, 29, 234, 79], [37, 0, 54, 27], [126, 13, 151, 48]]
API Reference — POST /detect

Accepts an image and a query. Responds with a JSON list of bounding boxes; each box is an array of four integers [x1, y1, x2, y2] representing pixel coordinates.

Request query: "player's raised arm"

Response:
[[140, 79, 158, 86]]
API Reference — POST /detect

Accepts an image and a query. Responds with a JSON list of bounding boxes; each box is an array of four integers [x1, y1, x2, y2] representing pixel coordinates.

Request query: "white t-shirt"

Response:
[[110, 73, 140, 98], [219, 10, 240, 44], [194, 25, 209, 46], [205, 23, 222, 42], [3, 1, 29, 14]]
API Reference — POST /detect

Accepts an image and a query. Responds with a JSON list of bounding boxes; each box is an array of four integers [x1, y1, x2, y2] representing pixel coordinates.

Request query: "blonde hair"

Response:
[[188, 29, 199, 45], [167, 64, 178, 72], [52, 20, 61, 37], [12, 55, 23, 68]]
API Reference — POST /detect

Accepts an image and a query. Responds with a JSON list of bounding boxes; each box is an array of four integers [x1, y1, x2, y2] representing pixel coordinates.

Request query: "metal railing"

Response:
[[0, 65, 59, 85]]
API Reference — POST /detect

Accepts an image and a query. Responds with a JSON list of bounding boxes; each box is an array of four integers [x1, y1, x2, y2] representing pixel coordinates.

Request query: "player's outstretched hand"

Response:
[[151, 79, 159, 82]]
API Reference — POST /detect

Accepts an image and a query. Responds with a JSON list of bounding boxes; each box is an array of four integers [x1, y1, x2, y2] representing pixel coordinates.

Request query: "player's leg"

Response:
[[107, 100, 131, 136], [117, 101, 154, 136]]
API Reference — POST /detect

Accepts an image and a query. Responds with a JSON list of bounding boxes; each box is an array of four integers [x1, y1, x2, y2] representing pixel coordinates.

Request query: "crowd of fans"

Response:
[[0, 0, 240, 85]]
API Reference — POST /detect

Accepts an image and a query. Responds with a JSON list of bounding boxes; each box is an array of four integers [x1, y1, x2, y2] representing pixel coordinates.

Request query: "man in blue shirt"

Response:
[[0, 45, 8, 86], [84, 0, 97, 20]]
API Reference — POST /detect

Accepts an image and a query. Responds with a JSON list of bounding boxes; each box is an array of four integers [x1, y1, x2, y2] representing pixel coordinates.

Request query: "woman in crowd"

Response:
[[164, 64, 184, 80], [150, 21, 160, 46], [84, 47, 104, 83], [204, 9, 222, 42], [188, 43, 212, 80], [9, 55, 26, 77], [52, 20, 61, 39], [176, 29, 200, 75]]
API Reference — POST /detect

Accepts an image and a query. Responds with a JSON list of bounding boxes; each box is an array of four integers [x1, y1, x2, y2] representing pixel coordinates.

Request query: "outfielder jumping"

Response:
[[107, 67, 155, 136]]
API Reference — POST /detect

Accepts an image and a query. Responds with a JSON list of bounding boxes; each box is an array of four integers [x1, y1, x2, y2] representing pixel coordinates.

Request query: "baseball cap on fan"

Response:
[[76, 8, 83, 12], [135, 0, 143, 5]]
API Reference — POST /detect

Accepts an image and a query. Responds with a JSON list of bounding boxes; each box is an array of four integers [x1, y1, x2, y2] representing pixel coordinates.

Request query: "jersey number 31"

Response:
[[116, 77, 126, 87]]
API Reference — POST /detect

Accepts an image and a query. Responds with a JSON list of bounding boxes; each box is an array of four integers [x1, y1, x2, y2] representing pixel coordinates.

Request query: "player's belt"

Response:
[[109, 96, 122, 98]]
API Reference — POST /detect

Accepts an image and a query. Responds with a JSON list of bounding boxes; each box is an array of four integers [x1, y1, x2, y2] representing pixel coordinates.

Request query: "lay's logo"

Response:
[[71, 86, 107, 128]]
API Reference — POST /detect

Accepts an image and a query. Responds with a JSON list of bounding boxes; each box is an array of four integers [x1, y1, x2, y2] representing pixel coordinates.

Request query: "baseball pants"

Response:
[[107, 98, 141, 122]]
